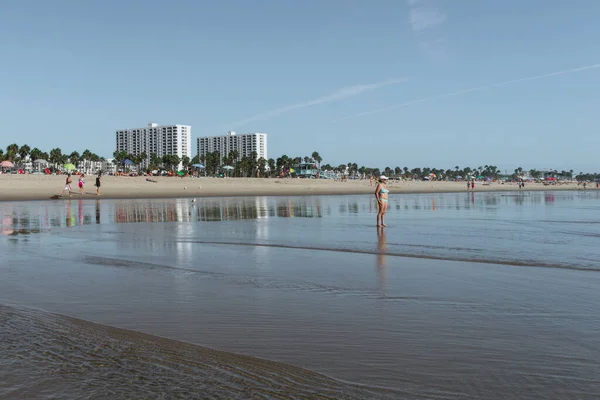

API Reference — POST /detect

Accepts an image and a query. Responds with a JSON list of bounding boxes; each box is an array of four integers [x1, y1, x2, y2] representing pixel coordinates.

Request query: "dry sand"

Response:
[[0, 174, 590, 202]]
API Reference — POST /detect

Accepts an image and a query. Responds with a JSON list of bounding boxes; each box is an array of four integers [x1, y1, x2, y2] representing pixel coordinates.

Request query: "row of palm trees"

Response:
[[1, 143, 593, 181], [0, 144, 104, 169]]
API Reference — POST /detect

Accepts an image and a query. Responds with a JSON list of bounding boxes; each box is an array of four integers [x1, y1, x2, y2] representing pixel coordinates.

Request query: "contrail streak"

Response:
[[330, 63, 600, 123], [226, 78, 408, 128]]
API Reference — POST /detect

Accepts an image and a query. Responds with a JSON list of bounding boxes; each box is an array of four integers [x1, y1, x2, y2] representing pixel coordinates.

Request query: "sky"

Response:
[[1, 0, 600, 172]]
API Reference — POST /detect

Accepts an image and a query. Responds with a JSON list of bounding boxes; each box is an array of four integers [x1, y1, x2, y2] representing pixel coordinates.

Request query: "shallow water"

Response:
[[1, 192, 600, 399]]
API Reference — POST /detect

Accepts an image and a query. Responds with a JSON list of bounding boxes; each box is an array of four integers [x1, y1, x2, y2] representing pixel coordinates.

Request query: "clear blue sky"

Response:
[[2, 0, 600, 172]]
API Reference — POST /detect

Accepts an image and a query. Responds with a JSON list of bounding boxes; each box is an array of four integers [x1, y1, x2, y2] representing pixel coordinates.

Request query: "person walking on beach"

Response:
[[78, 174, 85, 195], [467, 180, 471, 191], [471, 180, 475, 191], [95, 173, 102, 195], [375, 175, 389, 227], [60, 173, 73, 197]]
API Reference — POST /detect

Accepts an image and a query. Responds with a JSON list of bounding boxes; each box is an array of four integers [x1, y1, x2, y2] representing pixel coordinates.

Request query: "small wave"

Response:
[[175, 240, 600, 273], [80, 256, 476, 305], [0, 303, 403, 399]]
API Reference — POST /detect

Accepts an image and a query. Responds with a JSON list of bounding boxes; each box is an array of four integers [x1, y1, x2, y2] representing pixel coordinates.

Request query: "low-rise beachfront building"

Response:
[[196, 131, 267, 162], [115, 122, 192, 170], [77, 159, 117, 175]]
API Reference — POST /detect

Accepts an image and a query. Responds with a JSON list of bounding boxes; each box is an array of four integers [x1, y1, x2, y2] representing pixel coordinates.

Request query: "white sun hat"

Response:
[[380, 175, 388, 180]]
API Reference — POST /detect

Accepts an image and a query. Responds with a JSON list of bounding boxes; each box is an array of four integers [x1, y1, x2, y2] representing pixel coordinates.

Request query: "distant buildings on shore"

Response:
[[114, 124, 268, 169], [197, 131, 268, 161], [115, 123, 192, 169]]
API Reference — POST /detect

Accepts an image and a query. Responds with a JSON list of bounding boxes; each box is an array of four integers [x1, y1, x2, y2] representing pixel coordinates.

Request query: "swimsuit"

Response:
[[379, 186, 389, 202]]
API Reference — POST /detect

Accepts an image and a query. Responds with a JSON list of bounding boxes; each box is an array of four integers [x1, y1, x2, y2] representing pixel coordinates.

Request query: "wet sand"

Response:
[[1, 193, 600, 399], [0, 174, 590, 201], [1, 304, 399, 399]]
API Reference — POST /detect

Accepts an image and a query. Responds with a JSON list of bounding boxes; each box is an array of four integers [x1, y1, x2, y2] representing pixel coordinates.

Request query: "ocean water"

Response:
[[1, 191, 600, 399]]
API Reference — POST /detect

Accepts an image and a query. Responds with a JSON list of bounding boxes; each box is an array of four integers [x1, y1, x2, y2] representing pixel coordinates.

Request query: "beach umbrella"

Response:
[[177, 170, 185, 176], [0, 161, 14, 168], [33, 159, 48, 164], [123, 159, 135, 165], [191, 163, 205, 169], [222, 165, 234, 170], [63, 163, 76, 170]]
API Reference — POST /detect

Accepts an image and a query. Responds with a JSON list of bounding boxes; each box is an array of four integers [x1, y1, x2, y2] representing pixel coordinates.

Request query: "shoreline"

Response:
[[0, 174, 594, 202]]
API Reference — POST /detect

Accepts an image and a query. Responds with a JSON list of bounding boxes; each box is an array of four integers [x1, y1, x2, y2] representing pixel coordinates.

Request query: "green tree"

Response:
[[311, 151, 322, 170], [29, 148, 42, 162], [49, 148, 63, 168], [6, 144, 19, 161], [267, 158, 275, 177], [18, 144, 30, 162], [257, 157, 267, 177], [69, 151, 80, 167]]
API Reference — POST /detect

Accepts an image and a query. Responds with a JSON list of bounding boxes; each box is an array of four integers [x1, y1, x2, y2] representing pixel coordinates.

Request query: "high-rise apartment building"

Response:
[[115, 123, 191, 169], [196, 131, 267, 162]]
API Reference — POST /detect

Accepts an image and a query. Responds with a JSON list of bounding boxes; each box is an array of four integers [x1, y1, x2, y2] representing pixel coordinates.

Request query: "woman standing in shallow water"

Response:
[[375, 175, 389, 227]]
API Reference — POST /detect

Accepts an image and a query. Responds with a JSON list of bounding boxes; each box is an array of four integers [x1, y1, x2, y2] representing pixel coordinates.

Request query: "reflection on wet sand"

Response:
[[1, 191, 599, 235], [116, 197, 324, 224]]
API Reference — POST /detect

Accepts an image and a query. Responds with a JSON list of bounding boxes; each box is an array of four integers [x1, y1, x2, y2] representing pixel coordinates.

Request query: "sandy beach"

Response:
[[0, 174, 592, 201]]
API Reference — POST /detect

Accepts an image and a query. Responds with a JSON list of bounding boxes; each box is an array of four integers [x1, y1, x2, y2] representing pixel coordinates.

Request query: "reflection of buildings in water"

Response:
[[376, 228, 387, 295], [114, 201, 190, 224], [276, 198, 322, 218], [254, 197, 269, 219], [252, 218, 270, 270]]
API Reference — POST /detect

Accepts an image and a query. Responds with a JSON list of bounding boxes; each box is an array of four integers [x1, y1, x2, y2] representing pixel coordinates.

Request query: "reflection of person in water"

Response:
[[65, 200, 73, 227], [78, 199, 84, 225], [95, 200, 101, 224], [377, 227, 387, 294]]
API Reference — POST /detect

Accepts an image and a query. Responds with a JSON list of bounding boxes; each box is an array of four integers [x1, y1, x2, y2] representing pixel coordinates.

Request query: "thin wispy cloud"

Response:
[[330, 63, 600, 123], [226, 78, 408, 128], [406, 0, 447, 58], [409, 6, 447, 32]]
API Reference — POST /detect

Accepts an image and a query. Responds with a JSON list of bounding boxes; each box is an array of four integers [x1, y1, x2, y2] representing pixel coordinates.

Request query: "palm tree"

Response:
[[257, 157, 267, 177], [18, 145, 31, 163], [69, 151, 80, 168], [81, 149, 92, 172], [0, 149, 4, 162], [267, 158, 275, 177], [49, 148, 63, 170], [311, 151, 322, 170], [29, 148, 42, 162], [6, 144, 19, 161]]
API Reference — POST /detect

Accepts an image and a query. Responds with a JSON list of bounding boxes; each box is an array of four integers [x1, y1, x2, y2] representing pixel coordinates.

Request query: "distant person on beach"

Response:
[[60, 174, 73, 197], [78, 174, 85, 195], [375, 175, 389, 227], [467, 181, 470, 191], [471, 181, 475, 191], [95, 173, 102, 195]]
